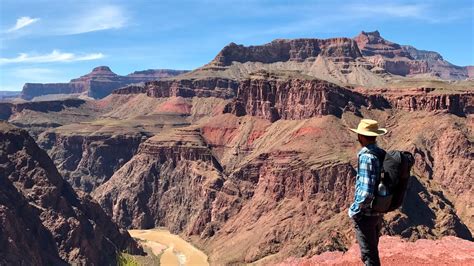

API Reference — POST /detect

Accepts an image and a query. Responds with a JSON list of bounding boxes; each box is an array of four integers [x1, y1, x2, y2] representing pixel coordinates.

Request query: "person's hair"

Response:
[[364, 135, 377, 142], [359, 134, 376, 142]]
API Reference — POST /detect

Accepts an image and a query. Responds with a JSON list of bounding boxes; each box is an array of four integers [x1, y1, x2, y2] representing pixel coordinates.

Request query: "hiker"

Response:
[[348, 119, 387, 266]]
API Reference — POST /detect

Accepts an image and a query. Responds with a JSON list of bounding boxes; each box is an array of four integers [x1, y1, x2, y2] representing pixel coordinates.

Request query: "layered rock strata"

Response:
[[209, 38, 362, 66], [0, 122, 141, 265], [355, 31, 471, 79], [114, 78, 240, 99], [38, 132, 146, 192], [21, 66, 188, 100]]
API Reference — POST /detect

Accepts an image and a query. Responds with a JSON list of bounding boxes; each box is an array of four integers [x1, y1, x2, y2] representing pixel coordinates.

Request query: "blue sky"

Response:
[[0, 0, 473, 91]]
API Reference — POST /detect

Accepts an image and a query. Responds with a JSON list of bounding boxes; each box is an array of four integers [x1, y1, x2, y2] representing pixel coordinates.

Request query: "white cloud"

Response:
[[60, 5, 128, 35], [7, 16, 40, 32], [0, 50, 104, 64]]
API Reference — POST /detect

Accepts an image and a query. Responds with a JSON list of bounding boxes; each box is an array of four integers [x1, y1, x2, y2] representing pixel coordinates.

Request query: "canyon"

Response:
[[0, 30, 473, 264]]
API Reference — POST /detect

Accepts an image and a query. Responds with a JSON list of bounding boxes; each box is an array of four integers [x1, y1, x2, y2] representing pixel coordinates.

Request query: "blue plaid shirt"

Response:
[[348, 143, 383, 217]]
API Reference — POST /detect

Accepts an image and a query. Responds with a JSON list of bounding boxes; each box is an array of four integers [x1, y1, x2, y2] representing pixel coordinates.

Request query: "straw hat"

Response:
[[349, 119, 387, 136]]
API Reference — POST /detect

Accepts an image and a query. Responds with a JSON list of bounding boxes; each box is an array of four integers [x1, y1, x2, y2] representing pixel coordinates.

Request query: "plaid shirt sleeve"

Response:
[[354, 153, 379, 207]]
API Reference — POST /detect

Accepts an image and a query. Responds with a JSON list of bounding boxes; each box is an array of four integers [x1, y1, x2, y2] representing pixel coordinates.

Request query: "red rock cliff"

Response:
[[223, 78, 369, 121], [209, 38, 362, 66]]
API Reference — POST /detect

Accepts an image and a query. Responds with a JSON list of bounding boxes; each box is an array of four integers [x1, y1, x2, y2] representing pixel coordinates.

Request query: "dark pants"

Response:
[[352, 214, 383, 266]]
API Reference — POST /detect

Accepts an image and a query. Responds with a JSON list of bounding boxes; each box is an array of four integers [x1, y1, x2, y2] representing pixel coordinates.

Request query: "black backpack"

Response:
[[368, 150, 415, 213]]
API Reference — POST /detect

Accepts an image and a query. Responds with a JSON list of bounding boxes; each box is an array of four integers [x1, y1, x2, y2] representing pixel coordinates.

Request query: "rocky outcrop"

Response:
[[22, 83, 86, 100], [0, 164, 66, 265], [407, 115, 473, 233], [0, 122, 141, 265], [223, 77, 370, 121], [355, 31, 470, 79], [38, 131, 146, 193], [354, 31, 411, 59], [279, 236, 474, 265], [0, 99, 86, 120], [0, 99, 89, 138], [209, 38, 362, 66], [114, 78, 240, 99], [126, 69, 188, 80], [113, 84, 148, 94], [21, 66, 188, 100], [357, 87, 474, 116]]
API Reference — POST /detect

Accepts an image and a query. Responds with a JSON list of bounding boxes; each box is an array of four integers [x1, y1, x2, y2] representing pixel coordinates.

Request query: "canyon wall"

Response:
[[209, 38, 362, 66], [0, 122, 141, 265], [38, 132, 146, 192]]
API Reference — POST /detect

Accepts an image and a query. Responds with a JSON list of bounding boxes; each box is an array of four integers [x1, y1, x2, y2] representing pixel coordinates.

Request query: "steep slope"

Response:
[[21, 66, 188, 100], [0, 122, 141, 265]]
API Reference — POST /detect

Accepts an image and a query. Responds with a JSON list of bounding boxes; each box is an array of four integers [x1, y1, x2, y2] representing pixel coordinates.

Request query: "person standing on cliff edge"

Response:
[[348, 119, 387, 266]]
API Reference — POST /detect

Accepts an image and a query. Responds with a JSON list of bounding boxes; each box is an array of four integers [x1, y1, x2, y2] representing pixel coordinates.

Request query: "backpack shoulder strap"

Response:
[[364, 148, 386, 186]]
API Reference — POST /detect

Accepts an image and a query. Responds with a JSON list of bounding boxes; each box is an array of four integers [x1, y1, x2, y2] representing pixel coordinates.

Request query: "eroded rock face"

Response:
[[355, 31, 470, 79], [38, 132, 145, 192], [356, 87, 474, 116], [223, 78, 369, 121], [0, 122, 141, 265], [21, 66, 188, 100], [0, 168, 66, 265], [0, 99, 86, 121], [113, 76, 472, 122], [209, 38, 362, 66], [92, 128, 224, 230], [114, 77, 240, 99]]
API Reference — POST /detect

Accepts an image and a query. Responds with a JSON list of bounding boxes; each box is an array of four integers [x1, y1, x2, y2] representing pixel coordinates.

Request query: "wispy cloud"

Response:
[[58, 5, 128, 35], [0, 50, 104, 64], [7, 16, 40, 32]]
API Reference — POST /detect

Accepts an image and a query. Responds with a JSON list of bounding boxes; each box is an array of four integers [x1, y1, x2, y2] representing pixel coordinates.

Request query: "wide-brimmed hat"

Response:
[[349, 119, 387, 136]]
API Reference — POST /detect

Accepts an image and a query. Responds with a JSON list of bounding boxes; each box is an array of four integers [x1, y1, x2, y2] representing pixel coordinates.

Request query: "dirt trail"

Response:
[[129, 229, 209, 266]]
